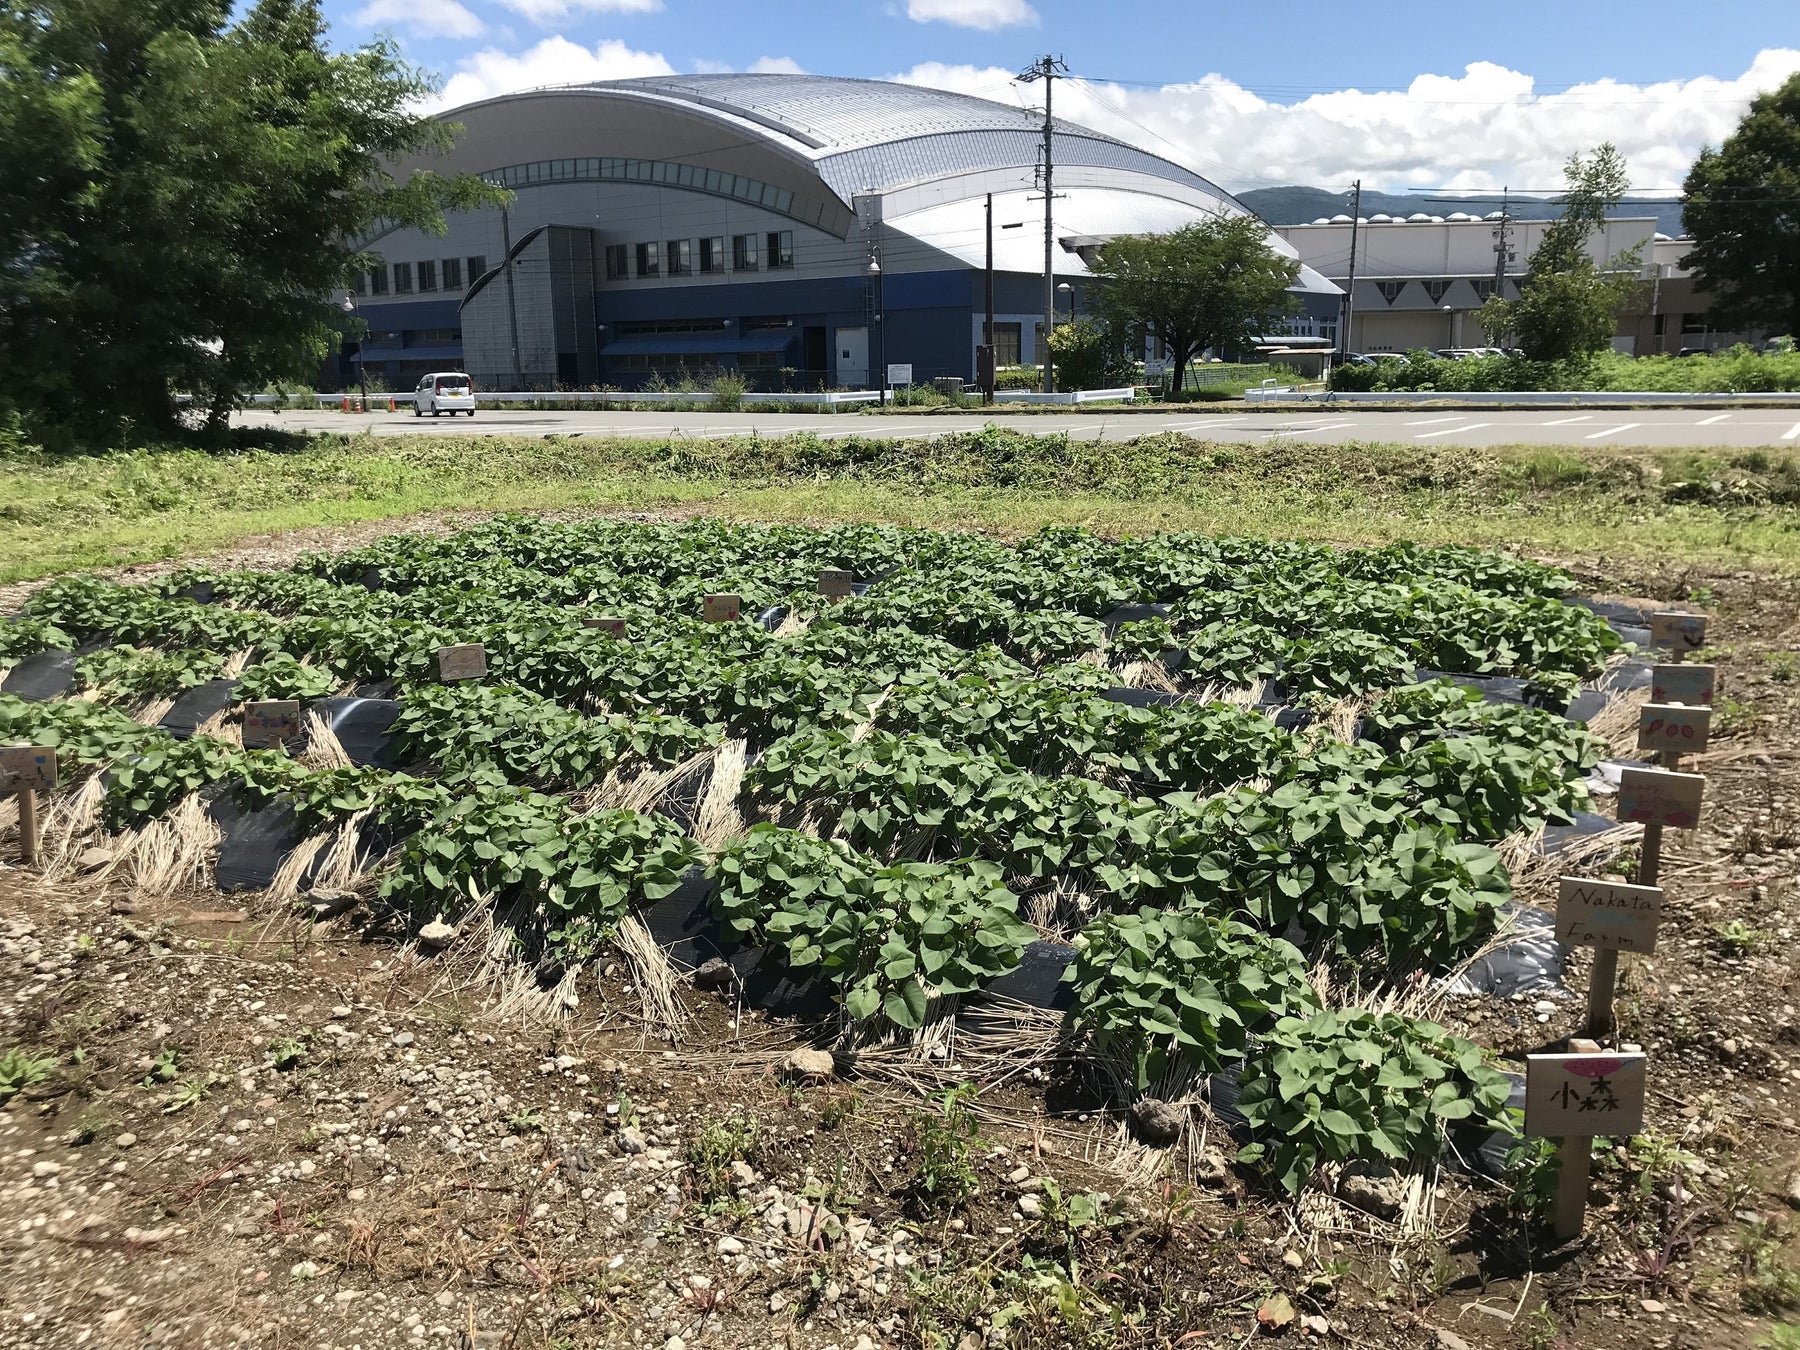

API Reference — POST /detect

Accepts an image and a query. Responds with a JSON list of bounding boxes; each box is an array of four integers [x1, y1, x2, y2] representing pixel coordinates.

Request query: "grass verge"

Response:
[[4, 427, 1800, 583]]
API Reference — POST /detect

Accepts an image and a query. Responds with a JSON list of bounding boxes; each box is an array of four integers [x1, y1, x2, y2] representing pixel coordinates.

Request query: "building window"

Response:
[[636, 242, 660, 278], [1471, 278, 1497, 301], [393, 262, 413, 294], [442, 258, 463, 291], [1653, 313, 1667, 336], [604, 244, 628, 280], [351, 271, 366, 297], [993, 322, 1022, 366], [417, 260, 437, 292], [367, 264, 389, 296], [1421, 278, 1451, 305], [466, 255, 487, 285], [766, 230, 794, 269], [732, 233, 759, 271], [700, 236, 725, 274], [1375, 280, 1406, 305], [666, 239, 693, 276]]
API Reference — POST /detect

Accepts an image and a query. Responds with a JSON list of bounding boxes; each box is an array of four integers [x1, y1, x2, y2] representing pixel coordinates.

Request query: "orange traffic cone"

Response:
[[387, 397, 395, 412], [341, 395, 350, 412]]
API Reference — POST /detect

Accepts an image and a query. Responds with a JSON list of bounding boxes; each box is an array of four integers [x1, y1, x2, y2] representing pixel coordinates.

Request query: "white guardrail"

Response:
[[994, 387, 1137, 405], [1247, 387, 1800, 406], [245, 389, 888, 409]]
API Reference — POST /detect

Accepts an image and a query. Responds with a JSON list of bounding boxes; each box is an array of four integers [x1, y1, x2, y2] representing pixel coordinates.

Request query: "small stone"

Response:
[[290, 1261, 319, 1280], [717, 1236, 744, 1255], [1640, 1299, 1667, 1313], [1434, 1331, 1471, 1350], [618, 1126, 648, 1155], [1301, 1314, 1331, 1335], [32, 1161, 61, 1178], [1007, 1164, 1031, 1183], [1193, 1146, 1230, 1187], [1340, 1161, 1404, 1219], [307, 889, 358, 920], [781, 1047, 835, 1082], [114, 1133, 137, 1149], [664, 1338, 686, 1350], [417, 918, 457, 951], [1128, 1098, 1185, 1146], [391, 1031, 414, 1048], [78, 847, 115, 872], [1282, 1249, 1304, 1269], [1719, 1039, 1739, 1060], [1017, 1194, 1043, 1218], [691, 956, 735, 991], [728, 1160, 758, 1188], [768, 1292, 787, 1315]]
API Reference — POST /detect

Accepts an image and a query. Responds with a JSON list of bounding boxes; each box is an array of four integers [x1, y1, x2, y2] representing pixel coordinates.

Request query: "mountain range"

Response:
[[1237, 186, 1687, 238]]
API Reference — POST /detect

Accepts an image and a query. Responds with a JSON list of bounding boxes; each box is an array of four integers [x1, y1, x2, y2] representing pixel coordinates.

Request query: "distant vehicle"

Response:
[[1435, 347, 1507, 360], [1338, 353, 1379, 367], [414, 372, 476, 417]]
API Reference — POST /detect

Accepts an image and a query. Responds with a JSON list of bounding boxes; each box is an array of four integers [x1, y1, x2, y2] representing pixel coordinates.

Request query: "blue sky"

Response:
[[323, 0, 1800, 192]]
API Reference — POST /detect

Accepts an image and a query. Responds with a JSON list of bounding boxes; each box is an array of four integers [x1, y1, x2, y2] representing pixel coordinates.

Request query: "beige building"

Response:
[[1273, 214, 1759, 356]]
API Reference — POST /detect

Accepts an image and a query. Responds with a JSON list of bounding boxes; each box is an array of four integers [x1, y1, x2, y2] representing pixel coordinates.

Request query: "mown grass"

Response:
[[3, 427, 1800, 583]]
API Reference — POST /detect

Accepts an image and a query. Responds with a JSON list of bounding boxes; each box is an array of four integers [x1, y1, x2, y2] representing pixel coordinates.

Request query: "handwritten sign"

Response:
[[436, 643, 488, 682], [581, 616, 628, 638], [818, 569, 855, 601], [1637, 703, 1711, 756], [242, 700, 302, 751], [1650, 664, 1714, 706], [1555, 876, 1663, 953], [702, 594, 742, 624], [1649, 612, 1707, 652], [1525, 1052, 1647, 1138], [0, 745, 57, 792], [1616, 766, 1705, 830]]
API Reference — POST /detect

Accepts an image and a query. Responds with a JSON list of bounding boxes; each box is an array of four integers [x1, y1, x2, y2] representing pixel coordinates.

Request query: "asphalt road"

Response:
[[235, 405, 1800, 449]]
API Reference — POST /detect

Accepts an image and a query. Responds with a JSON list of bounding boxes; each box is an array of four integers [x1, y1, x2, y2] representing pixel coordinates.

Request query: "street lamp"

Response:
[[1057, 281, 1073, 325], [340, 295, 368, 408], [1441, 303, 1455, 350], [867, 255, 886, 406]]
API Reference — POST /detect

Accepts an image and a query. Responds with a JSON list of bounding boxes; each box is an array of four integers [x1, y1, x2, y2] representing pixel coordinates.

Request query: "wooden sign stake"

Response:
[[2, 745, 58, 866], [17, 784, 38, 866], [1526, 1048, 1648, 1242]]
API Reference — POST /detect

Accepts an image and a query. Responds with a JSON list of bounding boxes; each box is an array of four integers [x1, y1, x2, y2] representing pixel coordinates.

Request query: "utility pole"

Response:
[[1019, 54, 1066, 394], [499, 203, 524, 390], [1340, 179, 1362, 361], [1492, 186, 1512, 293], [983, 191, 996, 404]]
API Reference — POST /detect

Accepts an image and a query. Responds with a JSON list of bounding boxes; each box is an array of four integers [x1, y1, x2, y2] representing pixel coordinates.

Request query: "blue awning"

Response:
[[601, 331, 795, 357]]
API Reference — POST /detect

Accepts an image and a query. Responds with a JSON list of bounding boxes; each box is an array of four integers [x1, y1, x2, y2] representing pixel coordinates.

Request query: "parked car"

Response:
[[414, 372, 476, 417], [1338, 353, 1379, 367]]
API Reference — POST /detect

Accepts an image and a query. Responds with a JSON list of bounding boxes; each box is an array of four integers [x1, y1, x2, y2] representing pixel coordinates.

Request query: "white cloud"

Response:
[[496, 0, 662, 23], [905, 0, 1037, 30], [434, 37, 674, 110], [354, 0, 484, 38], [748, 56, 806, 75], [894, 48, 1800, 194]]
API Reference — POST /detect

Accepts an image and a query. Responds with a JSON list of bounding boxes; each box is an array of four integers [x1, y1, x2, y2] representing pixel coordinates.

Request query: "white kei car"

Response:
[[413, 372, 477, 417]]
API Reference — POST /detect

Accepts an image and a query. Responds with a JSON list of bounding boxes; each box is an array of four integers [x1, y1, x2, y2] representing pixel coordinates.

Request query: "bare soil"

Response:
[[1, 541, 1797, 1350]]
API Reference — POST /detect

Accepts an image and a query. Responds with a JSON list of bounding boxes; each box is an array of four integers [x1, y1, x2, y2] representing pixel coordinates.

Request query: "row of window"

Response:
[[605, 232, 795, 281], [489, 158, 801, 217], [355, 256, 485, 298], [608, 350, 789, 372]]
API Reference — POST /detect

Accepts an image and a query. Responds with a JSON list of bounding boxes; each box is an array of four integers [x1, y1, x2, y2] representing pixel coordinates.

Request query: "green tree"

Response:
[[1480, 143, 1642, 362], [0, 0, 504, 434], [1046, 318, 1131, 391], [1089, 214, 1300, 394], [1681, 73, 1800, 341]]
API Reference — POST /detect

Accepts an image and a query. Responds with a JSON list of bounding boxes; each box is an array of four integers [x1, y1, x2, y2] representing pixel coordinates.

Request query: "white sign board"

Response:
[[436, 643, 488, 682], [886, 363, 913, 386], [242, 700, 302, 751], [702, 593, 743, 624], [1649, 664, 1715, 706], [1649, 612, 1708, 652], [582, 616, 628, 638], [1617, 766, 1705, 830], [1555, 876, 1663, 953], [818, 569, 854, 601], [1525, 1053, 1647, 1138], [0, 745, 57, 792], [1638, 703, 1711, 756]]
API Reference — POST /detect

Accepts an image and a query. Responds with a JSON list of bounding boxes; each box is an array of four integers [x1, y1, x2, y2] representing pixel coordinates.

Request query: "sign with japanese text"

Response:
[[1637, 703, 1711, 756], [1616, 766, 1705, 830], [702, 593, 742, 624], [0, 745, 57, 792], [818, 569, 855, 601], [242, 700, 302, 751], [581, 616, 628, 638], [1649, 612, 1707, 652], [886, 364, 914, 386], [1555, 876, 1663, 953], [1525, 1052, 1647, 1138], [1649, 664, 1715, 706], [436, 643, 488, 682]]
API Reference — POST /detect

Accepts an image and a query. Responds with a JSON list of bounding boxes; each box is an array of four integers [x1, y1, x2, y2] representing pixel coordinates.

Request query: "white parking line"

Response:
[[1406, 415, 1468, 426], [1784, 421, 1800, 441], [1585, 423, 1641, 440], [1415, 423, 1491, 439], [1541, 415, 1592, 426], [1698, 413, 1732, 425]]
